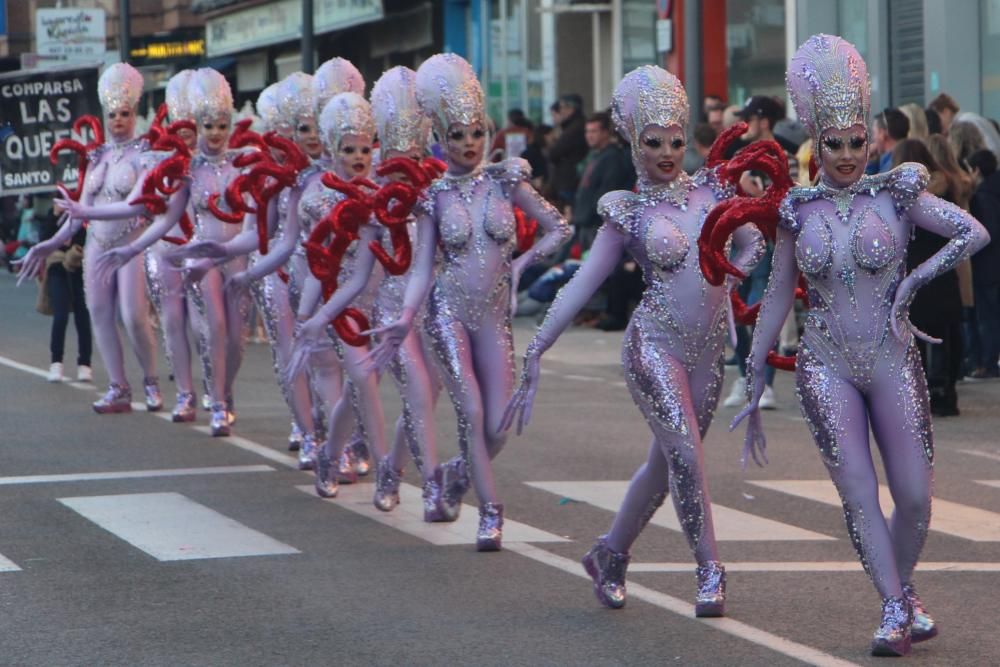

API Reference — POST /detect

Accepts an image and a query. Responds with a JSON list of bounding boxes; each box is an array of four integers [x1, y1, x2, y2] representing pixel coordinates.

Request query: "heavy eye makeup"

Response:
[[671, 138, 685, 150], [643, 136, 662, 149]]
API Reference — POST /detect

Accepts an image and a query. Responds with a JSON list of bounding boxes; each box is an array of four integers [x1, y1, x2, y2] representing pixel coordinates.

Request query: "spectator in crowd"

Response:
[[546, 93, 589, 209], [901, 102, 929, 140], [491, 107, 533, 160], [568, 112, 634, 254], [929, 92, 960, 133], [969, 148, 1000, 378], [522, 123, 553, 192], [704, 95, 725, 132], [726, 95, 800, 182], [894, 139, 965, 416], [683, 122, 717, 174], [925, 107, 943, 135], [37, 202, 92, 383], [795, 138, 815, 185], [869, 107, 909, 174], [949, 120, 987, 172], [955, 112, 1000, 156]]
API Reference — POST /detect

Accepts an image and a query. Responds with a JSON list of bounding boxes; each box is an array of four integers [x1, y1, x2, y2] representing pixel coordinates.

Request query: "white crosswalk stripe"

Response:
[[976, 480, 1000, 490], [750, 480, 1000, 542], [525, 481, 835, 541], [59, 492, 301, 561], [298, 482, 568, 545]]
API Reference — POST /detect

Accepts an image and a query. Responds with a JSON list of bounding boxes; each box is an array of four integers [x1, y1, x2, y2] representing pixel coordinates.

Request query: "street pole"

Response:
[[119, 0, 130, 63], [683, 0, 702, 129], [302, 0, 314, 74]]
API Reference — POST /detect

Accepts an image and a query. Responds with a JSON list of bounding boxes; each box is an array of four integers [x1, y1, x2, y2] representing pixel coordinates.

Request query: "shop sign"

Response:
[[36, 8, 107, 61]]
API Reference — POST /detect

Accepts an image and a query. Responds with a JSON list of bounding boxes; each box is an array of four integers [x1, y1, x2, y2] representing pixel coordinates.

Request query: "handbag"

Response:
[[63, 243, 84, 272]]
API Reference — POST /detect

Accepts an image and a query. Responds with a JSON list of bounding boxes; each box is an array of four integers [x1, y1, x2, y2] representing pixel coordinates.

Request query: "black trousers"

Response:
[[47, 263, 91, 366]]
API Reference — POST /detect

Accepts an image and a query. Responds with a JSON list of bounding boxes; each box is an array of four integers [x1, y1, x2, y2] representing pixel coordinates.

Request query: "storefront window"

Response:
[[982, 0, 1000, 120], [622, 0, 657, 73], [726, 0, 786, 106], [838, 0, 869, 63]]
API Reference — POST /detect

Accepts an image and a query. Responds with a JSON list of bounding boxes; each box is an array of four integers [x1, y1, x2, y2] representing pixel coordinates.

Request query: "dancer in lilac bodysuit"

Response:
[[169, 77, 326, 454], [292, 66, 452, 519], [18, 63, 163, 414], [723, 35, 989, 656], [502, 66, 764, 613], [56, 69, 251, 437], [368, 54, 570, 549]]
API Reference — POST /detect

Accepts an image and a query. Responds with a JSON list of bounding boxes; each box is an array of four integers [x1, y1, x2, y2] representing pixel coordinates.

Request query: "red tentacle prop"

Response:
[[129, 120, 195, 217], [264, 132, 310, 174], [705, 122, 749, 168], [50, 114, 105, 201], [229, 118, 266, 152], [370, 181, 417, 275], [514, 207, 539, 253]]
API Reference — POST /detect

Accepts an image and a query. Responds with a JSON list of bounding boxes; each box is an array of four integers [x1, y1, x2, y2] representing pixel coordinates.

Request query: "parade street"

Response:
[[2, 271, 999, 667]]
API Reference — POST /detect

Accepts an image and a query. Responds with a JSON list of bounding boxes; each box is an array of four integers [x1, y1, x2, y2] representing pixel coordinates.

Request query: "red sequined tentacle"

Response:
[[50, 115, 105, 201]]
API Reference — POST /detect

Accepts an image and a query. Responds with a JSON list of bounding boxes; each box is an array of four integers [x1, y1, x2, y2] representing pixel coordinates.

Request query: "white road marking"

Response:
[[59, 492, 300, 561], [0, 553, 22, 572], [191, 427, 301, 469], [750, 480, 1000, 542], [507, 543, 861, 667], [628, 561, 1000, 573], [527, 481, 835, 541], [0, 465, 274, 486], [976, 480, 1000, 490], [297, 482, 568, 545], [0, 354, 51, 380], [960, 448, 1000, 464], [562, 374, 603, 382]]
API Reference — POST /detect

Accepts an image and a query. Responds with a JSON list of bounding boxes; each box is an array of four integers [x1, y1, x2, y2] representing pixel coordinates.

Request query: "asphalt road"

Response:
[[1, 270, 998, 667]]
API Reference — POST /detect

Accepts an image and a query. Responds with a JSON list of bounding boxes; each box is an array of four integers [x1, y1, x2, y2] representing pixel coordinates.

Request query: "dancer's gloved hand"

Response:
[[183, 258, 213, 289], [730, 368, 768, 468], [94, 244, 138, 285], [890, 274, 941, 344], [224, 269, 252, 299], [177, 239, 229, 260], [52, 186, 86, 221], [13, 237, 59, 285], [286, 315, 325, 385], [500, 351, 541, 435], [362, 306, 415, 372]]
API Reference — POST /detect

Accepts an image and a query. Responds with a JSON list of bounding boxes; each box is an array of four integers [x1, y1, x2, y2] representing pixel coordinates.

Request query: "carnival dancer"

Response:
[[291, 66, 452, 519], [57, 68, 253, 436], [717, 35, 988, 656], [367, 54, 570, 549], [18, 63, 163, 414], [502, 66, 765, 613]]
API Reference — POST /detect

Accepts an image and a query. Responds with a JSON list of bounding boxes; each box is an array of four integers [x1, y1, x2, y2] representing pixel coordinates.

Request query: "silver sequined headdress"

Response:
[[255, 83, 282, 132], [276, 72, 316, 134], [415, 53, 485, 140], [313, 58, 366, 119], [786, 34, 870, 146], [165, 69, 195, 123], [611, 65, 689, 162], [98, 63, 144, 112], [189, 68, 234, 121], [319, 92, 375, 151], [371, 66, 430, 155]]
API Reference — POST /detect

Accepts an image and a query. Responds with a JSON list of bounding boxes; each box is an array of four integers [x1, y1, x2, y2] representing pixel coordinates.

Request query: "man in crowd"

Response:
[[930, 93, 960, 134], [546, 93, 589, 210], [869, 108, 909, 174]]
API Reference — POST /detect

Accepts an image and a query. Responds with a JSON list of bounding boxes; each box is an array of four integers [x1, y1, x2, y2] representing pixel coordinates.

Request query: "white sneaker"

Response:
[[759, 385, 777, 410], [722, 379, 745, 408], [47, 362, 64, 383], [77, 365, 93, 382]]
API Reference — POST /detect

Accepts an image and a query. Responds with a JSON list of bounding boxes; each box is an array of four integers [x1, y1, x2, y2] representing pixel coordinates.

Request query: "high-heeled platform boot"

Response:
[[373, 458, 401, 512], [171, 391, 197, 422], [694, 561, 726, 618], [581, 535, 630, 609], [93, 383, 132, 414], [870, 595, 912, 657], [476, 503, 504, 552]]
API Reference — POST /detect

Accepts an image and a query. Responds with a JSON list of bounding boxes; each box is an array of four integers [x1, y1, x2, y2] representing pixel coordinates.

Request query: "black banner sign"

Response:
[[0, 65, 101, 196]]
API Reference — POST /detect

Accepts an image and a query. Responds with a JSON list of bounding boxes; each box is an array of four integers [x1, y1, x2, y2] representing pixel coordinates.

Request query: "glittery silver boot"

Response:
[[313, 445, 338, 498], [351, 437, 371, 476], [903, 583, 936, 643], [171, 391, 197, 423], [93, 383, 132, 414], [336, 449, 359, 484], [143, 377, 163, 412], [440, 455, 470, 519], [476, 502, 504, 552], [209, 402, 230, 437], [581, 535, 630, 609], [422, 466, 458, 522], [373, 458, 401, 512], [297, 433, 317, 471], [871, 595, 912, 657], [224, 394, 236, 425], [287, 422, 304, 451], [695, 561, 726, 617]]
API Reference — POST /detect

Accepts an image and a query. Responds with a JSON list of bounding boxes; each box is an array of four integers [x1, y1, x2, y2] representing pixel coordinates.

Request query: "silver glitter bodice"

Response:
[[189, 151, 243, 242], [84, 138, 150, 249], [778, 164, 929, 368], [417, 161, 530, 328], [373, 220, 418, 323]]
